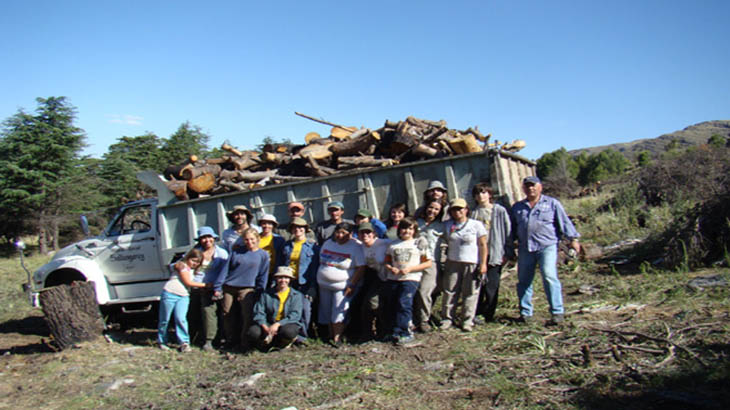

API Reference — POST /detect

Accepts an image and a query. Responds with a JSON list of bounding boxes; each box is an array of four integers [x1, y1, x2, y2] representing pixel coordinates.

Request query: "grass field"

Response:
[[0, 194, 728, 409]]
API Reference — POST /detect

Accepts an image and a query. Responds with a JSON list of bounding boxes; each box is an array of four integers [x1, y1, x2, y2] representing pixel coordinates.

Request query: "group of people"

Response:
[[157, 176, 581, 352]]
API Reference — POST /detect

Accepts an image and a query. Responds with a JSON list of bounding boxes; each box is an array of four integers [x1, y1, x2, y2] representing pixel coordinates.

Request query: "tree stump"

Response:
[[39, 281, 105, 350]]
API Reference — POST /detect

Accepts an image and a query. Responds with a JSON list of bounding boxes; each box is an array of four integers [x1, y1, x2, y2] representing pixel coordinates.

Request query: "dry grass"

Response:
[[1, 251, 728, 409]]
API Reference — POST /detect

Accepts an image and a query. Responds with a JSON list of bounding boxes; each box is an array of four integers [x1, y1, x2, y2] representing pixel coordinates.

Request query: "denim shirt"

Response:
[[192, 245, 229, 284], [280, 240, 319, 295], [510, 194, 580, 253]]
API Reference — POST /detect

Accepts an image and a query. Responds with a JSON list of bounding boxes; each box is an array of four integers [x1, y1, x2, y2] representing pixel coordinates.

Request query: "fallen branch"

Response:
[[295, 111, 354, 133]]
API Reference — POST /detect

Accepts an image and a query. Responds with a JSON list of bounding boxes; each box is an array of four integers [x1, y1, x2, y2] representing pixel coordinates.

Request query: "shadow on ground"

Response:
[[573, 343, 730, 410]]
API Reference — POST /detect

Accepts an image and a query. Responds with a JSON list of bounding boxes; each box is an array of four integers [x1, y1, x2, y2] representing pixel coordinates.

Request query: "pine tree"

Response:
[[0, 97, 86, 253]]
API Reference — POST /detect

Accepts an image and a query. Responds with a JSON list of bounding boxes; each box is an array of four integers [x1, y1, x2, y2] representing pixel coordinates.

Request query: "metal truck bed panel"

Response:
[[140, 150, 535, 258]]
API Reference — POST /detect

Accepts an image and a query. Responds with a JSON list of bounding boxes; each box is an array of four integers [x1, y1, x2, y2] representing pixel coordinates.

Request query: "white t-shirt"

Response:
[[362, 238, 391, 282], [163, 263, 192, 297], [445, 219, 487, 264], [386, 238, 429, 282], [317, 239, 366, 291]]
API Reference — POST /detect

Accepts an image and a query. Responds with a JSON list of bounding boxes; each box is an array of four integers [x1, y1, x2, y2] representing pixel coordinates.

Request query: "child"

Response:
[[157, 248, 207, 352], [384, 217, 432, 345]]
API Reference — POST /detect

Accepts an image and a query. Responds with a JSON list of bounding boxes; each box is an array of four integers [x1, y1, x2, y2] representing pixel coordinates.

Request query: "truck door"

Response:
[[98, 203, 165, 284]]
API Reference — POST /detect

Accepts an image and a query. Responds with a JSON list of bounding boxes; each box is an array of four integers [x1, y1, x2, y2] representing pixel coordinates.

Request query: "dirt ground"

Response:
[[1, 266, 728, 409]]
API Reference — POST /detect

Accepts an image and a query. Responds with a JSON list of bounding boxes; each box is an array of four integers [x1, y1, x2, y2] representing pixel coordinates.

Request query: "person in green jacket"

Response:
[[247, 266, 304, 350]]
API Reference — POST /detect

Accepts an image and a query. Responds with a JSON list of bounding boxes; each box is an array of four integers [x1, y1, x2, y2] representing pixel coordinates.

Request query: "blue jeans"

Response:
[[516, 244, 563, 316], [387, 280, 420, 337], [158, 290, 191, 345]]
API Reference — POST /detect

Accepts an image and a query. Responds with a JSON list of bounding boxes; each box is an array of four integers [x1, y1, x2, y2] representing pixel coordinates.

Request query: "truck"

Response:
[[25, 149, 536, 315]]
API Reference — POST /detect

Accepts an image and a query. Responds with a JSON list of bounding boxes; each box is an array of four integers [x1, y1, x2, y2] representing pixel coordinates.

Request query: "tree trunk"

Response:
[[39, 281, 105, 350], [39, 225, 48, 255]]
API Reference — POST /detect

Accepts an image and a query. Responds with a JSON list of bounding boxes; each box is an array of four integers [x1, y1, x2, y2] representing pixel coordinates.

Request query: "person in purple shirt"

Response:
[[213, 228, 270, 351], [510, 176, 580, 325]]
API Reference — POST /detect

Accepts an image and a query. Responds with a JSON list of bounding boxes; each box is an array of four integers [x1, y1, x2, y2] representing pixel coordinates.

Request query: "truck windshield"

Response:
[[107, 205, 152, 236]]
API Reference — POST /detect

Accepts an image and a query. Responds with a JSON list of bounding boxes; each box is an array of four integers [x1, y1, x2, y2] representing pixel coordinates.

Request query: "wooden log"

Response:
[[330, 130, 381, 156], [180, 164, 222, 180], [411, 143, 439, 157], [464, 126, 487, 142], [449, 133, 482, 154], [39, 281, 105, 350], [305, 132, 321, 144], [422, 126, 450, 143], [230, 155, 260, 170], [384, 122, 420, 154], [337, 156, 397, 169], [304, 155, 336, 177], [221, 143, 243, 157], [204, 157, 228, 165], [261, 151, 291, 165], [165, 180, 189, 200], [298, 142, 334, 160], [502, 139, 526, 153], [219, 179, 249, 192], [330, 126, 357, 140], [219, 169, 279, 182], [187, 173, 216, 193]]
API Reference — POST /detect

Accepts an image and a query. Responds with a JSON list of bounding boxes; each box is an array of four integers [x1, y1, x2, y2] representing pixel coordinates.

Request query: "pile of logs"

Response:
[[162, 113, 527, 200]]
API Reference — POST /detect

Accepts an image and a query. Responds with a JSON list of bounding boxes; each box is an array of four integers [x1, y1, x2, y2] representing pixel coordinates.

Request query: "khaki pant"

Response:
[[440, 261, 480, 326], [221, 285, 256, 348], [413, 263, 439, 326]]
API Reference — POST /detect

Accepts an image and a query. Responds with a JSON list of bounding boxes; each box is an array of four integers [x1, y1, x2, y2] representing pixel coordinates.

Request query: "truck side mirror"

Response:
[[80, 215, 90, 237]]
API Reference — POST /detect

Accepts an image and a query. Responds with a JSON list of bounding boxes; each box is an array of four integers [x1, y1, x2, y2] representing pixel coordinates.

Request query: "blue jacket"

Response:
[[280, 240, 319, 297], [252, 287, 304, 327], [192, 245, 229, 284]]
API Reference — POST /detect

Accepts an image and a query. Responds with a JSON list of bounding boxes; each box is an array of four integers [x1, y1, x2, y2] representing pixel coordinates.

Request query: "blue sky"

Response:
[[2, 0, 729, 161]]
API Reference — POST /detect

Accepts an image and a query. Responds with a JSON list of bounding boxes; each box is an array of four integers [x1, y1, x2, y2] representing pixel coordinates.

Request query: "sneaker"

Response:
[[179, 343, 192, 353], [328, 339, 343, 349], [417, 323, 432, 334], [439, 321, 452, 330], [157, 342, 171, 351], [548, 314, 565, 326], [473, 316, 486, 326], [381, 333, 397, 343], [462, 323, 474, 332], [202, 341, 215, 352], [395, 334, 416, 346]]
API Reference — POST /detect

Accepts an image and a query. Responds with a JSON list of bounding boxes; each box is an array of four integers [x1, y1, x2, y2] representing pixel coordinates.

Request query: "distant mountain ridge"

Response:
[[568, 120, 730, 158]]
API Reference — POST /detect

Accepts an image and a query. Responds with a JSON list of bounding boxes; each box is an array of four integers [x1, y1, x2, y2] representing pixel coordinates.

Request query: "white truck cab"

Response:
[[29, 198, 169, 313]]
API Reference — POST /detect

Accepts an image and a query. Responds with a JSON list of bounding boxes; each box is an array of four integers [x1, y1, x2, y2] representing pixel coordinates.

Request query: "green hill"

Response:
[[568, 120, 730, 158]]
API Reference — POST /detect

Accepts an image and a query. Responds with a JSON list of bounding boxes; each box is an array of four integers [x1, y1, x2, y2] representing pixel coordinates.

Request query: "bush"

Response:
[[637, 145, 730, 206]]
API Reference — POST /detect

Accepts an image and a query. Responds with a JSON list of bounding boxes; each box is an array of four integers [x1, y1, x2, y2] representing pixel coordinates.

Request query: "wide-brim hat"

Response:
[[427, 180, 446, 192], [289, 217, 310, 232], [226, 205, 253, 221], [273, 266, 296, 279], [195, 226, 219, 241], [450, 198, 468, 209], [258, 213, 278, 227]]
